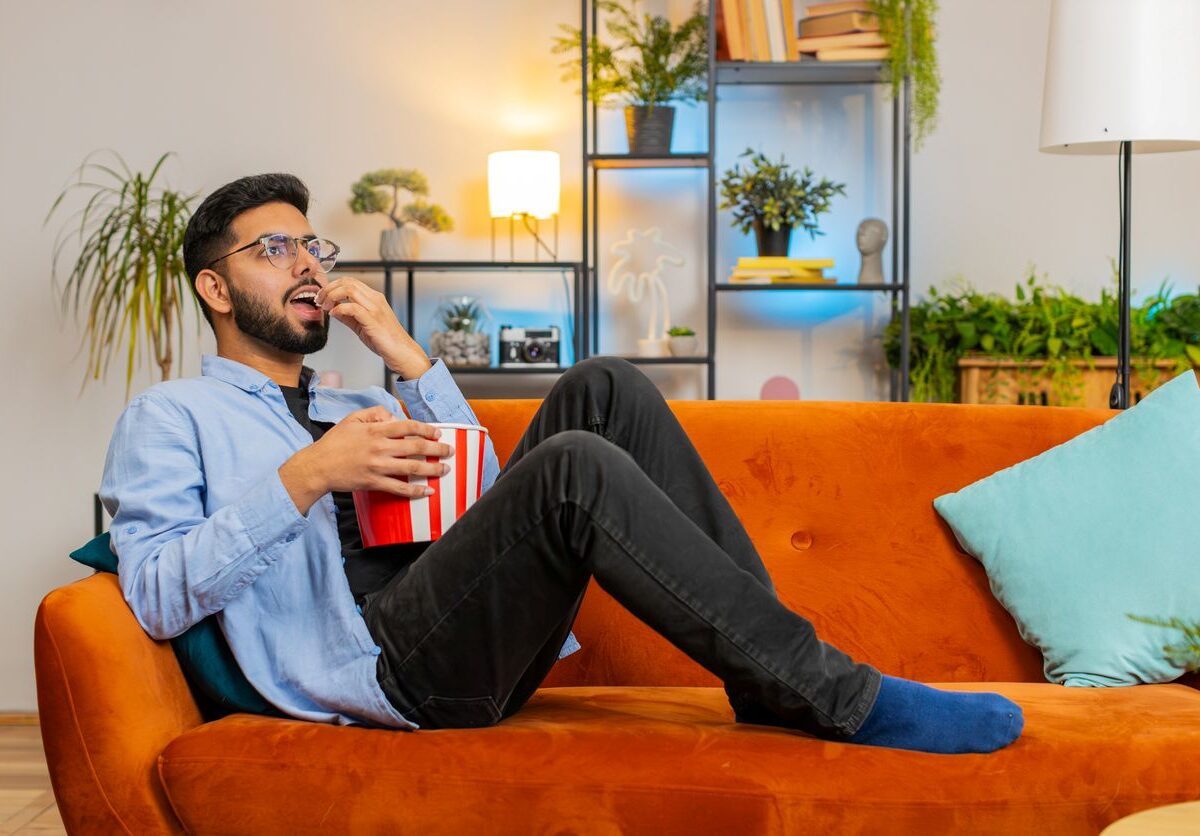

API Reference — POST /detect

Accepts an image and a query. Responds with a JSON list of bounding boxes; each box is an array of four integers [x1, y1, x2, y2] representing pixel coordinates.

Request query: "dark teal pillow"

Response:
[[70, 533, 281, 718]]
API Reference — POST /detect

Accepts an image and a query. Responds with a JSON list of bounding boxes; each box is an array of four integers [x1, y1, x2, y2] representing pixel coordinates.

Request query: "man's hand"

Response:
[[278, 406, 453, 515], [315, 277, 432, 380]]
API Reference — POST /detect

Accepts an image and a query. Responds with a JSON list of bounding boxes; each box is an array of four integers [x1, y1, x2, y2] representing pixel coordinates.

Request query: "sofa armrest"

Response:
[[35, 573, 203, 834]]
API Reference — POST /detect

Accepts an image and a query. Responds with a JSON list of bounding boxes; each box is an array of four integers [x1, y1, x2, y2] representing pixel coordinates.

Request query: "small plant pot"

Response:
[[625, 106, 675, 155], [753, 220, 793, 257], [668, 335, 698, 356], [380, 226, 420, 261], [430, 331, 491, 367]]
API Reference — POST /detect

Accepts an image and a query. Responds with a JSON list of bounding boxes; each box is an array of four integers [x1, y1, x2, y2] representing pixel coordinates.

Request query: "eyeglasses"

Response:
[[207, 233, 341, 273]]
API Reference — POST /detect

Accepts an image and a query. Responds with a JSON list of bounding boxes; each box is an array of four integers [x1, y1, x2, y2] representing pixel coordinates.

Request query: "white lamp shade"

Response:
[[1039, 0, 1200, 154], [487, 151, 561, 218]]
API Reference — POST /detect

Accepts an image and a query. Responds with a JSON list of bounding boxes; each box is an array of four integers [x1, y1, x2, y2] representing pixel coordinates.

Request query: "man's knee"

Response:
[[561, 355, 643, 390], [531, 429, 629, 470]]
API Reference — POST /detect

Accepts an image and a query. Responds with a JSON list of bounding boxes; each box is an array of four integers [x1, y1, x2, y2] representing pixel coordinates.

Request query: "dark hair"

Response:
[[182, 173, 310, 325]]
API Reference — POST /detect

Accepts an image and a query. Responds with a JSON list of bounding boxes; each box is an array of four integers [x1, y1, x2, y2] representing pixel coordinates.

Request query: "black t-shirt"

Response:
[[278, 369, 427, 604]]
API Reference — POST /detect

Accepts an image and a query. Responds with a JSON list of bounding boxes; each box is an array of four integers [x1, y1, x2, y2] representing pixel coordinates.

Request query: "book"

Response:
[[733, 268, 827, 278], [804, 0, 872, 16], [721, 0, 747, 61], [737, 256, 835, 269], [744, 0, 771, 61], [763, 0, 788, 61], [798, 10, 879, 38], [730, 273, 838, 284], [816, 46, 889, 61], [795, 30, 885, 52], [781, 0, 800, 61]]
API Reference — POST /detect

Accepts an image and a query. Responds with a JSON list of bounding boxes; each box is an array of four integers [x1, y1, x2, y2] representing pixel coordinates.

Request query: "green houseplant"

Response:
[[869, 0, 941, 148], [553, 0, 707, 154], [667, 325, 698, 357], [1128, 616, 1200, 673], [719, 148, 846, 257], [47, 151, 197, 396], [429, 295, 491, 368], [349, 169, 453, 262], [883, 269, 1200, 404]]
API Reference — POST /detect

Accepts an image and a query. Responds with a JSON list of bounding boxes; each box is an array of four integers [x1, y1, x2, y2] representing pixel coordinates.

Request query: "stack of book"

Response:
[[717, 0, 801, 62], [796, 0, 889, 62], [729, 257, 837, 284]]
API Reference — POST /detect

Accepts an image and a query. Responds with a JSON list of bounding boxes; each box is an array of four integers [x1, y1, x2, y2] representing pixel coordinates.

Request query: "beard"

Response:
[[226, 278, 329, 355]]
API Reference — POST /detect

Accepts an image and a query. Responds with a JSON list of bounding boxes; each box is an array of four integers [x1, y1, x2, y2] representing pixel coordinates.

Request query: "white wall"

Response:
[[1, 0, 1197, 710]]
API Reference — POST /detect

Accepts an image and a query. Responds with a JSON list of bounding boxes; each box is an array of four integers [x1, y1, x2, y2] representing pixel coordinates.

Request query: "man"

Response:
[[101, 173, 1024, 753]]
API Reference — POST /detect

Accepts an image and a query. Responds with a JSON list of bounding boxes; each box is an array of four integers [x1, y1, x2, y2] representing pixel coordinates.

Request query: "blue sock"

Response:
[[847, 675, 1024, 754]]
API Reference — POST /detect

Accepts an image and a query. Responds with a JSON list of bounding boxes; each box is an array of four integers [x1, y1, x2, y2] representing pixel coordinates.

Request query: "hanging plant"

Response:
[[869, 0, 941, 149]]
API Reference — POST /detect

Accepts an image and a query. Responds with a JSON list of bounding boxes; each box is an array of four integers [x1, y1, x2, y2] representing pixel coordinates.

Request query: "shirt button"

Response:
[[425, 393, 436, 402], [125, 525, 137, 535], [284, 532, 298, 543], [371, 646, 382, 656]]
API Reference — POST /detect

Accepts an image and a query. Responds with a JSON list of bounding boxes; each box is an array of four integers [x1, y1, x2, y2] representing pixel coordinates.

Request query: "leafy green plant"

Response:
[[552, 0, 707, 109], [439, 298, 484, 333], [47, 151, 197, 396], [719, 149, 846, 238], [869, 0, 941, 148], [668, 325, 695, 336], [349, 169, 453, 232], [1128, 615, 1200, 672], [883, 267, 1200, 403]]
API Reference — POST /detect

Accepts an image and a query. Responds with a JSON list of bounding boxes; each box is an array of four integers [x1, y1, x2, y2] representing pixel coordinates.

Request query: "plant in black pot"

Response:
[[719, 149, 846, 257], [553, 0, 707, 155]]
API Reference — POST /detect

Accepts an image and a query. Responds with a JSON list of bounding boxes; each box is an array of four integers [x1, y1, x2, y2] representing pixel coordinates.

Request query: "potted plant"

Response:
[[553, 0, 707, 154], [429, 295, 491, 368], [667, 325, 698, 356], [719, 149, 846, 257], [883, 269, 1200, 405], [47, 151, 198, 397], [349, 169, 453, 262], [869, 0, 941, 148]]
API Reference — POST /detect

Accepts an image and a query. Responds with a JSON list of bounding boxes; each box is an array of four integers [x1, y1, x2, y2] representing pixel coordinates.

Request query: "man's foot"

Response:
[[847, 675, 1024, 754]]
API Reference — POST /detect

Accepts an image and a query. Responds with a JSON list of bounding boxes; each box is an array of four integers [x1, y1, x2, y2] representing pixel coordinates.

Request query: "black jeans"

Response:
[[363, 357, 880, 737]]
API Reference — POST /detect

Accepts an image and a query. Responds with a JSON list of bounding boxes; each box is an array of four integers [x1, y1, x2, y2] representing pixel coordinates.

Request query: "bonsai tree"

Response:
[[869, 0, 942, 148], [47, 151, 198, 396], [552, 0, 707, 110], [719, 148, 846, 240], [348, 169, 453, 233]]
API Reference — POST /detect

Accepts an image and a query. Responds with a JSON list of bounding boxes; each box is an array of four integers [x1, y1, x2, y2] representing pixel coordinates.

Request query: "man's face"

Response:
[[217, 201, 330, 356]]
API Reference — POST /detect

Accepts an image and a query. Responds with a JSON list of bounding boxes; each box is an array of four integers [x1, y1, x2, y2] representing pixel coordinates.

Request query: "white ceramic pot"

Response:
[[668, 335, 698, 356], [380, 226, 420, 261]]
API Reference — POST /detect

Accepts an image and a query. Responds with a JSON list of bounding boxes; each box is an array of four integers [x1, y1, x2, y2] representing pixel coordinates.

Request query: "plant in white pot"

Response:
[[349, 169, 453, 261], [429, 296, 491, 368], [47, 151, 198, 397], [719, 149, 846, 257], [553, 0, 707, 155], [667, 325, 698, 357]]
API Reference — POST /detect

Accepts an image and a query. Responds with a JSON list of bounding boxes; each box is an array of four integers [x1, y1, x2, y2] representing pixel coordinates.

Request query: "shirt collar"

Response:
[[201, 354, 320, 394]]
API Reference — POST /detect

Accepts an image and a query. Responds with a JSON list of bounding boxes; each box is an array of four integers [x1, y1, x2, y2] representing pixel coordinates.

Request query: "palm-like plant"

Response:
[[47, 152, 198, 396]]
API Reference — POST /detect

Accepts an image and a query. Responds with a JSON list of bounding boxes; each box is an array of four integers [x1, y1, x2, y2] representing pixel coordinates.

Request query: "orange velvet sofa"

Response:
[[36, 398, 1200, 834]]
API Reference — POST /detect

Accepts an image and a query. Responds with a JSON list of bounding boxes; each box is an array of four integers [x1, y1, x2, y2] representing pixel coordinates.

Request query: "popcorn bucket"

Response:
[[353, 423, 488, 546]]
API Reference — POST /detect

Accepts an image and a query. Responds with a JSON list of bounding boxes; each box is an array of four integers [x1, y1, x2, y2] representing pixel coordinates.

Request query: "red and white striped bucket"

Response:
[[353, 422, 488, 546]]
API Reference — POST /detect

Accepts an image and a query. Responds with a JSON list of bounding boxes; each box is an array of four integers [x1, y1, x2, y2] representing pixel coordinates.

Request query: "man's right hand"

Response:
[[278, 406, 454, 516]]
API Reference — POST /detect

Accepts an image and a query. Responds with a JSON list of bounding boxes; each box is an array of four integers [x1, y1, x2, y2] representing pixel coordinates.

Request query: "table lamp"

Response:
[[1039, 0, 1200, 408], [487, 150, 561, 262]]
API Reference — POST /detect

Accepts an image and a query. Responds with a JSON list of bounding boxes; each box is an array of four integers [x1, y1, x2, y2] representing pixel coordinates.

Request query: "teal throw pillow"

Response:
[[933, 370, 1200, 687], [70, 532, 281, 717]]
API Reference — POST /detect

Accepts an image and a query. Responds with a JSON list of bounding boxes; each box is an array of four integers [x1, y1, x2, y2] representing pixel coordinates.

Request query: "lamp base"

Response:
[[491, 214, 558, 262]]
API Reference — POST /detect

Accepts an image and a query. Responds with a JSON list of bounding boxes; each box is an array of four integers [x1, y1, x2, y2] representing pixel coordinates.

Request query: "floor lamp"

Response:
[[1039, 0, 1200, 409]]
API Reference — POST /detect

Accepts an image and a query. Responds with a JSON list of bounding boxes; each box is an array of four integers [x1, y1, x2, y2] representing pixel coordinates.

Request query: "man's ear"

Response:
[[195, 269, 232, 316]]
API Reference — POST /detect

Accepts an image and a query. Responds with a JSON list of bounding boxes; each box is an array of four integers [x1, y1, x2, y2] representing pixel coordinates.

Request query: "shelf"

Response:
[[716, 282, 902, 292], [599, 355, 711, 365], [441, 366, 568, 375], [336, 260, 581, 272], [715, 61, 885, 86], [588, 154, 711, 169]]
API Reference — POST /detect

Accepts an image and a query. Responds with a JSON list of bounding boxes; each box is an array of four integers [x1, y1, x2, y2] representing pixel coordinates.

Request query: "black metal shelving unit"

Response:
[[580, 0, 912, 401]]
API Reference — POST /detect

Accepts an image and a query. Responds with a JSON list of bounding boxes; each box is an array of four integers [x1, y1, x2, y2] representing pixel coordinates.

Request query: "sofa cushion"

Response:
[[158, 683, 1200, 834], [69, 532, 280, 718], [934, 370, 1200, 687]]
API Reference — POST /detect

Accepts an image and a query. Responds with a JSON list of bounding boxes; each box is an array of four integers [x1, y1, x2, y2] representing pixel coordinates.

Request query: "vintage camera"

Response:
[[499, 325, 560, 367]]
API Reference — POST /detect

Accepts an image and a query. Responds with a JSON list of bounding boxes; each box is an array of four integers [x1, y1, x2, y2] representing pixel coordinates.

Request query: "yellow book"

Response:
[[737, 256, 835, 269], [816, 46, 889, 61], [732, 267, 827, 279]]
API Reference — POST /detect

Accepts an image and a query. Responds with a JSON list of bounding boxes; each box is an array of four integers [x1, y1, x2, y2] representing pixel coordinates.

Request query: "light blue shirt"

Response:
[[100, 354, 579, 730]]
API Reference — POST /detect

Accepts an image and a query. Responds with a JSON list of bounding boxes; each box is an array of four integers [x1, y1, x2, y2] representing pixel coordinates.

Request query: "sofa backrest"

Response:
[[471, 398, 1118, 688]]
